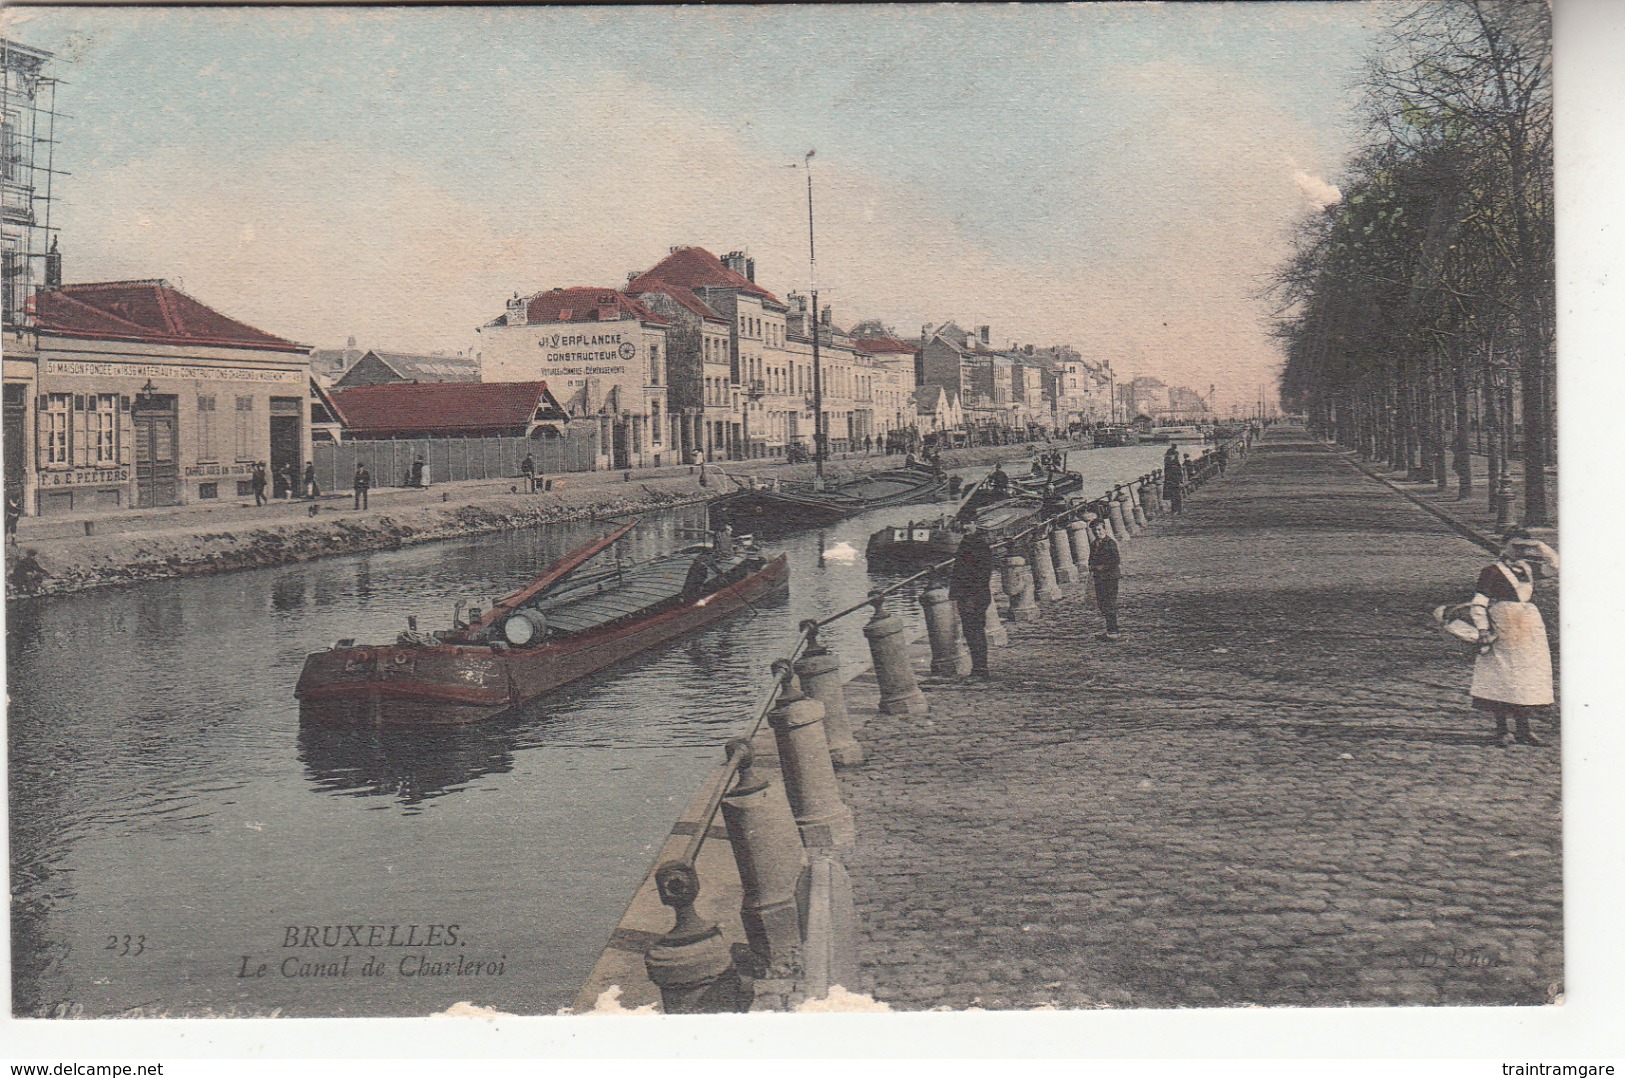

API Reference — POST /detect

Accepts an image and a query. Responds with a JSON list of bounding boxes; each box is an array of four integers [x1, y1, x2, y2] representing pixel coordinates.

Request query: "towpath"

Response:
[[837, 428, 1562, 1008]]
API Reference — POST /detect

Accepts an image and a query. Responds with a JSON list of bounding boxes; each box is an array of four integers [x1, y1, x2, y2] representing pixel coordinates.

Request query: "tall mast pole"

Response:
[[806, 149, 825, 488]]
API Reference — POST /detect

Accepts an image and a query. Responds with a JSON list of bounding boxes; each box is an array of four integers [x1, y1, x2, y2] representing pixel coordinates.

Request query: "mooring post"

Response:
[[1108, 491, 1131, 544], [767, 661, 855, 847], [719, 737, 808, 963], [1050, 522, 1079, 585], [921, 585, 970, 677], [795, 621, 864, 767], [1004, 555, 1040, 622], [643, 861, 749, 1014], [1031, 535, 1063, 602], [863, 594, 929, 716], [1069, 519, 1092, 569]]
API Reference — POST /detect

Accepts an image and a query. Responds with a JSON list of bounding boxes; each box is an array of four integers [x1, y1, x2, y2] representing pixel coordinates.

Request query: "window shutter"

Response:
[[36, 410, 49, 470], [73, 402, 89, 468]]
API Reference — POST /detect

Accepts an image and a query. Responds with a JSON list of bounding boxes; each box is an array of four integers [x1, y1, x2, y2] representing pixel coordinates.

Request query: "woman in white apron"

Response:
[[1469, 528, 1559, 746]]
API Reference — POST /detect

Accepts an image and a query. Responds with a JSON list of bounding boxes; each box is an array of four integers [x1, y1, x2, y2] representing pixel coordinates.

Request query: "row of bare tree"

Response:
[[1271, 1, 1553, 525]]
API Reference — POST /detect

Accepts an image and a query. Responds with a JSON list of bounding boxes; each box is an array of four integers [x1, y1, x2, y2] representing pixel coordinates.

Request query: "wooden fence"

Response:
[[310, 428, 600, 493]]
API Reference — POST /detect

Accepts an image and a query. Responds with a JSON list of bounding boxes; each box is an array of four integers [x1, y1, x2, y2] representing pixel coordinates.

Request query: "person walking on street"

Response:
[[1468, 528, 1559, 746], [250, 462, 267, 507], [353, 462, 371, 510], [1088, 517, 1123, 640], [948, 520, 996, 680], [303, 461, 319, 500], [276, 462, 295, 500], [521, 453, 536, 493], [4, 489, 21, 544], [410, 457, 427, 488]]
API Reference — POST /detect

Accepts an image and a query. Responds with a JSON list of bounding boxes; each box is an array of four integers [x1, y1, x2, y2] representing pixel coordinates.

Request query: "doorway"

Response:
[[133, 395, 180, 508], [269, 409, 302, 496]]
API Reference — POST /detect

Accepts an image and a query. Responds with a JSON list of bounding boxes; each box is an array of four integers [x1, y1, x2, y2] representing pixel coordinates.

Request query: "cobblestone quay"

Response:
[[840, 429, 1561, 1009]]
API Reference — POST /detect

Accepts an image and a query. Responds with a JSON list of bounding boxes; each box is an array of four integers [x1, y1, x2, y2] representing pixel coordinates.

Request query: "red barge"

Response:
[[295, 521, 789, 726]]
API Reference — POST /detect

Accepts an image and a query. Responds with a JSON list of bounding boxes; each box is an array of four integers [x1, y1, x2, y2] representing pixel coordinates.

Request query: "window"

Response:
[[235, 396, 255, 461], [196, 395, 217, 462], [650, 400, 661, 443], [43, 393, 70, 466], [198, 482, 219, 500], [91, 394, 118, 464], [236, 480, 255, 497], [649, 344, 661, 386]]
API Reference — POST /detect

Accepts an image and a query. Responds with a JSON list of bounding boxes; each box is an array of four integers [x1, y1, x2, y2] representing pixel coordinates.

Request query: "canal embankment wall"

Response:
[[4, 442, 1076, 599]]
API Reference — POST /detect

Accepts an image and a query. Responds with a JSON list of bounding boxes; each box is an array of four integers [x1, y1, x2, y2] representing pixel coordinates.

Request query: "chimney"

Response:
[[627, 271, 639, 285], [978, 325, 991, 344], [44, 238, 61, 289], [745, 257, 756, 282], [346, 335, 357, 349], [506, 292, 529, 327], [820, 304, 832, 327], [722, 250, 748, 277]]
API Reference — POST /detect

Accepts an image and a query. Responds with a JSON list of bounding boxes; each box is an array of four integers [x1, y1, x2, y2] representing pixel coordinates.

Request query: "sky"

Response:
[[2, 3, 1387, 412]]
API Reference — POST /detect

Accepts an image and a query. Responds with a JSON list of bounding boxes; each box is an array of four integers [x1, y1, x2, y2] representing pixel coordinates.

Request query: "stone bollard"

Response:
[[1152, 476, 1166, 517], [1004, 555, 1040, 621], [1108, 493, 1131, 544], [795, 628, 864, 767], [767, 662, 855, 847], [644, 861, 750, 1013], [1131, 483, 1150, 530], [1137, 480, 1156, 525], [1050, 522, 1079, 585], [863, 596, 928, 716], [720, 738, 808, 963], [1067, 519, 1090, 570], [921, 586, 970, 677], [1031, 536, 1064, 602], [984, 594, 1010, 648], [1119, 488, 1143, 536]]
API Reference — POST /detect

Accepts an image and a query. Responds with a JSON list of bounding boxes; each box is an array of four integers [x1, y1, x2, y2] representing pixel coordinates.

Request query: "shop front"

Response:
[[25, 280, 311, 516]]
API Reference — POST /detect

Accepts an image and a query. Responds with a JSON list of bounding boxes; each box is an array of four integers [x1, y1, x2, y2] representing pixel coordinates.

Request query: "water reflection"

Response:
[[297, 720, 521, 810]]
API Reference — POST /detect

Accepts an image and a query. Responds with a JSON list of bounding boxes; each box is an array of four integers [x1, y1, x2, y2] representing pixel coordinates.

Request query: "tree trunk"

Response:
[[1452, 358, 1472, 498], [1519, 328, 1550, 526]]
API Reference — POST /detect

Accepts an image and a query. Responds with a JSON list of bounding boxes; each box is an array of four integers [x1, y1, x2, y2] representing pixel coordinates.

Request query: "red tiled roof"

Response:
[[330, 381, 565, 437], [29, 280, 306, 352], [522, 287, 666, 327], [626, 246, 781, 305], [855, 336, 917, 355]]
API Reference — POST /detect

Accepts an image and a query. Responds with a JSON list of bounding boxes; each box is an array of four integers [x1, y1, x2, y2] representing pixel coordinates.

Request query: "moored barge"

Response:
[[295, 521, 789, 726]]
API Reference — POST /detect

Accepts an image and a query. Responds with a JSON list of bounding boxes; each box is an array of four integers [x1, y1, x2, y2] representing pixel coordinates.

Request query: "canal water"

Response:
[[7, 445, 1166, 1017]]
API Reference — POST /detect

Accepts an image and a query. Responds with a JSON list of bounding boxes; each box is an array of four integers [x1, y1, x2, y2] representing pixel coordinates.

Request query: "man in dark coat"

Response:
[[1088, 517, 1122, 640], [353, 462, 371, 510], [250, 462, 267, 507], [303, 460, 319, 500], [949, 521, 997, 679]]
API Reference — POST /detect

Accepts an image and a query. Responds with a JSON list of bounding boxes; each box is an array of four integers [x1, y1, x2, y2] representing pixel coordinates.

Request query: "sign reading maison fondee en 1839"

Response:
[[44, 359, 305, 384]]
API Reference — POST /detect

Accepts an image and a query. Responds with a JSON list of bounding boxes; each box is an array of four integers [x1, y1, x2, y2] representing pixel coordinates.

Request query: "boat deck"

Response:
[[534, 555, 701, 635]]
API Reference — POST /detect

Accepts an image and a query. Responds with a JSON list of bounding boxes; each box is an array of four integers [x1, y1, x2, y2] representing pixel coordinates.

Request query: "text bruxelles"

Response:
[[283, 924, 460, 948]]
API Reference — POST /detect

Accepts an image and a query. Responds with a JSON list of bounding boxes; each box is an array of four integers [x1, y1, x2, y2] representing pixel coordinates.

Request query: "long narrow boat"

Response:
[[708, 463, 947, 534], [865, 464, 1081, 567], [295, 521, 790, 726]]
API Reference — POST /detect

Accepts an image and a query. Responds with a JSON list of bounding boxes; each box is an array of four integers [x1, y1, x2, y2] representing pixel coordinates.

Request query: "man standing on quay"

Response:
[[949, 520, 996, 680], [1089, 517, 1123, 640]]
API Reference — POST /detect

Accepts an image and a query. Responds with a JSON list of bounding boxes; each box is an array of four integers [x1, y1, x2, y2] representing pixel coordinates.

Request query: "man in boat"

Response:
[[988, 464, 1011, 496], [712, 523, 735, 558], [949, 520, 996, 680]]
